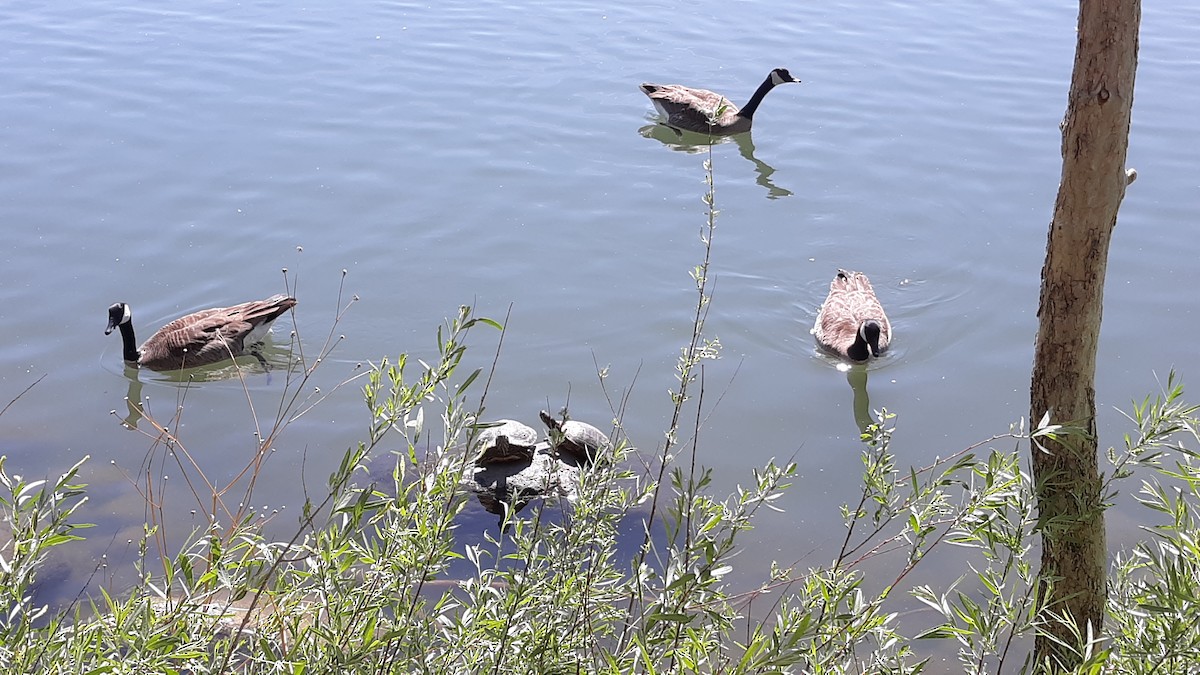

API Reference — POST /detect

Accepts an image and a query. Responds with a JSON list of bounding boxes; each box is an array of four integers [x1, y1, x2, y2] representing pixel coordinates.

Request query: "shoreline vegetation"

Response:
[[3, 156, 1200, 673]]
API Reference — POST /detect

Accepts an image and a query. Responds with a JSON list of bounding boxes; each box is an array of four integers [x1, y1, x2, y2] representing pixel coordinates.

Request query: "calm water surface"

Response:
[[1, 0, 1198, 660]]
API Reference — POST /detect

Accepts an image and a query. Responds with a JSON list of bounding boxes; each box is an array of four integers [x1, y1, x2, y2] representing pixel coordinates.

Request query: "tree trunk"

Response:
[[1030, 0, 1139, 668]]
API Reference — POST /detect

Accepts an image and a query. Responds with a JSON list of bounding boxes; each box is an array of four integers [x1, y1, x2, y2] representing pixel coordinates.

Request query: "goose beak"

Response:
[[105, 318, 118, 335]]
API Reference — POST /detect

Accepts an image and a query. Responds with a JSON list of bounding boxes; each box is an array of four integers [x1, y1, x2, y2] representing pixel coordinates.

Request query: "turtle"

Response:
[[473, 419, 539, 465], [539, 410, 611, 464]]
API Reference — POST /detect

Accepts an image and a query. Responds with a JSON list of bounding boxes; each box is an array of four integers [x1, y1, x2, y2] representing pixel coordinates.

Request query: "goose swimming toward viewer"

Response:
[[639, 67, 801, 135], [813, 270, 891, 362], [105, 294, 297, 371]]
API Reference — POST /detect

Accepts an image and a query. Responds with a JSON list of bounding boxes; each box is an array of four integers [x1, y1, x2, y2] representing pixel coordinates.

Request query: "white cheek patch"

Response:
[[122, 304, 132, 325]]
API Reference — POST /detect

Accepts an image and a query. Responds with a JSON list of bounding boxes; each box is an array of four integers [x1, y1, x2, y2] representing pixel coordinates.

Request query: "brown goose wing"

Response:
[[643, 84, 735, 112], [223, 294, 297, 325], [138, 313, 253, 370], [838, 271, 891, 347], [835, 270, 873, 295], [814, 291, 860, 356], [138, 295, 297, 370], [642, 83, 741, 131]]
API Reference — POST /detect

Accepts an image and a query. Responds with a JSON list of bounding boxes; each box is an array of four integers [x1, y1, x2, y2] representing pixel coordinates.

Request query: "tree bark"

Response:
[[1030, 0, 1139, 668]]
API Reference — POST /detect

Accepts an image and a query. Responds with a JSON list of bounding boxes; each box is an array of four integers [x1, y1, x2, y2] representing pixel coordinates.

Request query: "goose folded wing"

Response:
[[228, 295, 295, 323], [653, 85, 720, 107], [141, 315, 255, 368], [818, 298, 860, 350]]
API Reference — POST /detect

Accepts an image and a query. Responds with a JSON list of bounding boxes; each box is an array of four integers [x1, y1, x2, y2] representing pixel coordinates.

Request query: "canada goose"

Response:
[[813, 270, 891, 362], [639, 67, 801, 135], [105, 294, 297, 371]]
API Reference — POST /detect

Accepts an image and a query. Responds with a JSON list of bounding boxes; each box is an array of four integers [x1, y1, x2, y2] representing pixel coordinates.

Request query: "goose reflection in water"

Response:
[[845, 366, 875, 437], [113, 341, 299, 432], [638, 124, 793, 200], [118, 364, 146, 430]]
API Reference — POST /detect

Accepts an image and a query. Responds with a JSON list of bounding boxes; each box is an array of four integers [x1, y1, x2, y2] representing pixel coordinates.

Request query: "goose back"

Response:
[[813, 270, 891, 362], [640, 83, 744, 133]]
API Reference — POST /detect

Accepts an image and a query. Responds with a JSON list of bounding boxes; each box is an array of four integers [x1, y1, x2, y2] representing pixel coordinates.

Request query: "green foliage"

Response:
[[1102, 374, 1200, 674], [0, 456, 90, 672], [5, 172, 1200, 674], [7, 346, 1200, 673]]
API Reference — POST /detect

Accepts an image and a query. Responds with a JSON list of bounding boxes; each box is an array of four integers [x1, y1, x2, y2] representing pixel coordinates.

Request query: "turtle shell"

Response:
[[474, 419, 539, 465], [539, 410, 611, 463]]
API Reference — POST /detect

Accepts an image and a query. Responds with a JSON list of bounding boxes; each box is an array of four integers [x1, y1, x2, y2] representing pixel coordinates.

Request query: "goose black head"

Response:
[[770, 68, 801, 86], [859, 319, 884, 357], [105, 302, 131, 335]]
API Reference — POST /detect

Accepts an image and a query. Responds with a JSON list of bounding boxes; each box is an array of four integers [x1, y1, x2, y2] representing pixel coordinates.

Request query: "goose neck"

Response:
[[737, 75, 778, 120], [118, 321, 141, 363]]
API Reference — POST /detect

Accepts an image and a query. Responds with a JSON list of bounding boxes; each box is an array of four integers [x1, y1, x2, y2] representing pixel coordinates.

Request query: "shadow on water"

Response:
[[362, 449, 663, 582], [638, 123, 794, 200], [453, 488, 659, 579]]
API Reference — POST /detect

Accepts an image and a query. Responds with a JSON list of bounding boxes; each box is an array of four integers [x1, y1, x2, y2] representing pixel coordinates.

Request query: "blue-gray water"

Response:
[[1, 0, 1197, 662]]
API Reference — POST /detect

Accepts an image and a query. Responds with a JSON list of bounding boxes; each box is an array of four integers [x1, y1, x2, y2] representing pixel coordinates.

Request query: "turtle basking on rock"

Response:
[[472, 419, 539, 465], [539, 410, 611, 464]]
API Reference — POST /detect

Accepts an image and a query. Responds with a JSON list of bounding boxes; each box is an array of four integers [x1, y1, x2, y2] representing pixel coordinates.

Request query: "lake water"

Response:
[[1, 0, 1197, 661]]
